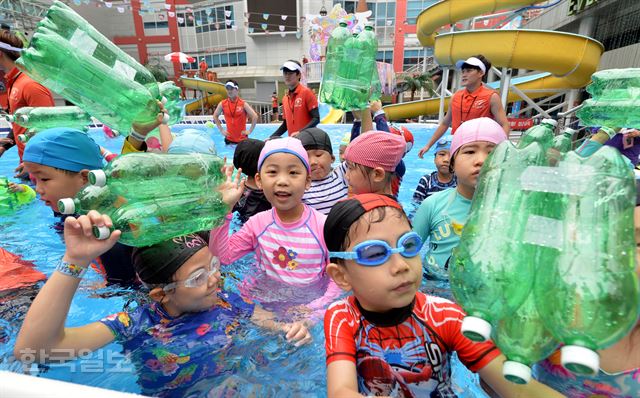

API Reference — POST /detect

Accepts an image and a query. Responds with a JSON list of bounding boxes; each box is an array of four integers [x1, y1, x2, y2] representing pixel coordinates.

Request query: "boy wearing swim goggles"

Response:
[[322, 193, 565, 398], [15, 211, 311, 396]]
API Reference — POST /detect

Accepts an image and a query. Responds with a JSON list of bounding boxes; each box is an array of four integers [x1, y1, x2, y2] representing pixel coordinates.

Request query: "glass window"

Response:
[[220, 53, 229, 67], [195, 26, 202, 33], [143, 22, 156, 29], [177, 13, 186, 27], [238, 52, 247, 65], [229, 52, 238, 66], [205, 55, 213, 67], [202, 24, 209, 32], [212, 54, 220, 67]]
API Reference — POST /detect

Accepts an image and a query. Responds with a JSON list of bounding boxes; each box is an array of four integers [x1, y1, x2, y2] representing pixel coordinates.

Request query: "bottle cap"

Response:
[[19, 115, 29, 124], [561, 345, 599, 375], [502, 360, 531, 384], [563, 127, 576, 136], [17, 134, 28, 143], [5, 115, 13, 122], [89, 169, 107, 186], [161, 96, 168, 105], [162, 112, 170, 124], [461, 316, 492, 342], [541, 118, 557, 128], [57, 198, 76, 214], [92, 225, 111, 240]]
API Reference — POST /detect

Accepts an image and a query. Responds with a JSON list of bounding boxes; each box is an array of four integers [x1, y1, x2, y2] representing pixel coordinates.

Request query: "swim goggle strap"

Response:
[[329, 232, 423, 266], [162, 256, 220, 292], [0, 41, 24, 53]]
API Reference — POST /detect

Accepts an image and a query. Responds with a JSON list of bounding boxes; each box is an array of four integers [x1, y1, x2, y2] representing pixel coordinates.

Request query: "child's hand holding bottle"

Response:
[[62, 210, 121, 267]]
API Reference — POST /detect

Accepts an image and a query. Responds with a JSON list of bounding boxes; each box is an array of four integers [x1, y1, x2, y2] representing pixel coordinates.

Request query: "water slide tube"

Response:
[[319, 102, 345, 124], [180, 77, 227, 114], [383, 0, 604, 121]]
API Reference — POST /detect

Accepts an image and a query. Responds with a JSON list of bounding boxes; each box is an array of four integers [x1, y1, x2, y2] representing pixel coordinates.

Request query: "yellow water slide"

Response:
[[383, 0, 604, 121], [181, 77, 227, 114], [321, 108, 345, 124]]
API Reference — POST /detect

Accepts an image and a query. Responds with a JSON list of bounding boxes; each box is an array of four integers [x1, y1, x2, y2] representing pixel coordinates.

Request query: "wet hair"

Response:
[[336, 207, 410, 265], [348, 161, 393, 193], [0, 30, 22, 61]]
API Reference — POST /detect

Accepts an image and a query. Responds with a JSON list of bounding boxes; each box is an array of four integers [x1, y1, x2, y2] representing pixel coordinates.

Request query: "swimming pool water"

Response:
[[0, 123, 488, 397]]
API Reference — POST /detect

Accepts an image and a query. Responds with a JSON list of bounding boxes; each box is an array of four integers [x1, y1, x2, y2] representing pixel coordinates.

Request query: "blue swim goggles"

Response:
[[329, 232, 423, 266]]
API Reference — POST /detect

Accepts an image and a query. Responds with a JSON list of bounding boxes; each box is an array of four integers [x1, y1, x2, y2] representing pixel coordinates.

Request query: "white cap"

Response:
[[92, 225, 111, 240], [19, 115, 29, 124], [561, 345, 599, 375], [455, 57, 486, 74], [57, 198, 76, 214], [162, 112, 170, 124], [161, 96, 168, 105], [89, 169, 107, 187], [461, 316, 492, 342], [502, 360, 532, 384], [280, 61, 302, 72], [541, 118, 558, 127], [17, 134, 28, 143], [225, 81, 239, 89], [563, 127, 577, 135], [5, 115, 13, 122]]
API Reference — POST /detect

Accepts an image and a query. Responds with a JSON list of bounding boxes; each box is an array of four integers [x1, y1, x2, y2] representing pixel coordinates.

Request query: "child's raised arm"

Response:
[[14, 211, 119, 364]]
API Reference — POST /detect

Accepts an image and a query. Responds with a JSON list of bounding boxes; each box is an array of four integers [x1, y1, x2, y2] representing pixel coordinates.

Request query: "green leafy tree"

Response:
[[399, 72, 436, 101]]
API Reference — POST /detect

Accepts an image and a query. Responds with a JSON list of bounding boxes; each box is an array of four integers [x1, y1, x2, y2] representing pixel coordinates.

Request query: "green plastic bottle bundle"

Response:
[[159, 81, 183, 126], [16, 1, 176, 134], [369, 66, 382, 102], [7, 106, 92, 130], [89, 153, 225, 190], [577, 98, 640, 128], [517, 119, 557, 151], [58, 184, 126, 215], [319, 21, 351, 106], [450, 141, 548, 342], [493, 294, 558, 384], [0, 177, 34, 215], [534, 146, 640, 376], [38, 1, 159, 96], [93, 194, 228, 247], [334, 24, 378, 110], [586, 68, 640, 100]]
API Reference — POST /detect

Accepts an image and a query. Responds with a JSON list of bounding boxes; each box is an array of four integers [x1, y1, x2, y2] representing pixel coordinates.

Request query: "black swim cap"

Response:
[[233, 138, 265, 178], [324, 194, 403, 258], [297, 127, 333, 155], [131, 232, 209, 285]]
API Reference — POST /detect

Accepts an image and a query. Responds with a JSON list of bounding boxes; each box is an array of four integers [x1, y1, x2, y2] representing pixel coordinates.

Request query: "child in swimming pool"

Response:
[[14, 211, 310, 397], [232, 138, 271, 223], [413, 117, 506, 283], [210, 137, 341, 317], [21, 127, 137, 285], [322, 193, 564, 398]]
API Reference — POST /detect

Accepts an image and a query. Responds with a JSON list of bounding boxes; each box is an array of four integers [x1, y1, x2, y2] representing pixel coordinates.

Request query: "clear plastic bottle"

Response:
[[320, 21, 350, 106], [88, 153, 225, 188], [450, 141, 549, 342], [517, 119, 557, 151], [93, 194, 228, 247], [58, 184, 126, 215], [7, 106, 92, 130]]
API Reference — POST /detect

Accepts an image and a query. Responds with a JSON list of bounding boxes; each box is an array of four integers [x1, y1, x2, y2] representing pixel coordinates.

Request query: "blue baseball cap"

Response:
[[168, 129, 216, 155], [23, 128, 103, 172], [434, 136, 452, 153]]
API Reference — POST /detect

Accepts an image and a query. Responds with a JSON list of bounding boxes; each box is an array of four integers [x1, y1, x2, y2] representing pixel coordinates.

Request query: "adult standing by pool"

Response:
[[417, 55, 509, 158], [270, 60, 319, 138], [198, 57, 208, 79], [271, 91, 279, 122], [213, 80, 258, 145], [0, 30, 55, 176]]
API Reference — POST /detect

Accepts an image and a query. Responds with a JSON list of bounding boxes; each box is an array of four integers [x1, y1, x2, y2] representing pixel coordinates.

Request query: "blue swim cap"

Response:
[[168, 129, 216, 155], [23, 128, 103, 172], [434, 136, 452, 153]]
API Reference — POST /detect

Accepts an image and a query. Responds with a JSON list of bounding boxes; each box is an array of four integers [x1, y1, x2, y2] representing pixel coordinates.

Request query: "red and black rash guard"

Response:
[[324, 292, 500, 397]]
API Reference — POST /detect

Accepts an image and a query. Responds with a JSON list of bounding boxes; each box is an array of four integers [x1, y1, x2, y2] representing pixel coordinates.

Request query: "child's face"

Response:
[[23, 162, 87, 212], [345, 161, 376, 195], [338, 144, 347, 162], [338, 211, 422, 312], [307, 149, 334, 181], [452, 141, 496, 190], [163, 247, 221, 314], [434, 150, 451, 175], [257, 152, 311, 212]]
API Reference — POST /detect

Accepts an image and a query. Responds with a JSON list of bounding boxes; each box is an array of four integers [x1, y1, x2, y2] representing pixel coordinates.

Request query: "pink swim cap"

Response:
[[344, 131, 406, 172], [258, 137, 310, 172], [450, 117, 507, 157]]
